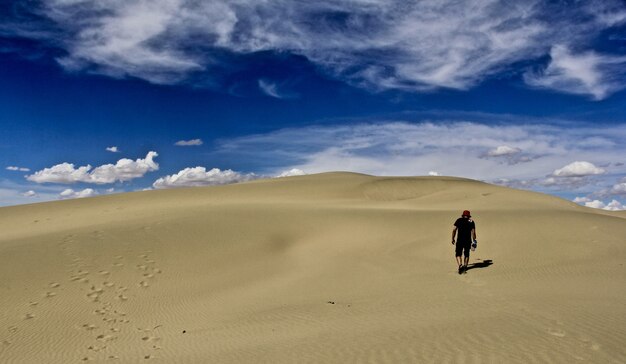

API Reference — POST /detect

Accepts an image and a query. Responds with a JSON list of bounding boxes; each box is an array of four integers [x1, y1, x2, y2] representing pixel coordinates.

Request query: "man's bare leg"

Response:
[[456, 256, 463, 274], [463, 256, 469, 269]]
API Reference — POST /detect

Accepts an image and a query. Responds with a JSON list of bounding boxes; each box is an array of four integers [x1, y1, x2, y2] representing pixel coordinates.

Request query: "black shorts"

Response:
[[455, 241, 471, 257]]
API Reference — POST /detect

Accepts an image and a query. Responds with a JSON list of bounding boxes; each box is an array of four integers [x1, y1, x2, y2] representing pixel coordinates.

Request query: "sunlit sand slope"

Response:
[[1, 172, 625, 363]]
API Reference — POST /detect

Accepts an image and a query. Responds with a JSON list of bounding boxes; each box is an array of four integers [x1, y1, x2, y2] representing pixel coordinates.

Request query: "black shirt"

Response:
[[454, 217, 475, 243]]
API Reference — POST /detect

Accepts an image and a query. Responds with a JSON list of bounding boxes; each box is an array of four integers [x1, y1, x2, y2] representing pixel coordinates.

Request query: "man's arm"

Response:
[[451, 226, 457, 245], [472, 220, 476, 240]]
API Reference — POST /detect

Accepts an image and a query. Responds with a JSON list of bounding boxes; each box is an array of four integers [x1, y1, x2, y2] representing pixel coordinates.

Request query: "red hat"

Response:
[[462, 210, 471, 217]]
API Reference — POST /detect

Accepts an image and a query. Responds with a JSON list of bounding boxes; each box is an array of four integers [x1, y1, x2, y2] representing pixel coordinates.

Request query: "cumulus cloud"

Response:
[[152, 167, 256, 189], [539, 161, 608, 190], [552, 161, 605, 177], [276, 169, 306, 178], [153, 166, 309, 188], [59, 188, 98, 199], [610, 182, 626, 195], [106, 146, 120, 153], [604, 200, 625, 211], [483, 145, 531, 165], [584, 199, 607, 209], [174, 139, 203, 146], [22, 190, 37, 197], [26, 152, 159, 184], [577, 198, 625, 211], [525, 45, 626, 100], [487, 145, 521, 157], [6, 166, 30, 172], [4, 0, 626, 97]]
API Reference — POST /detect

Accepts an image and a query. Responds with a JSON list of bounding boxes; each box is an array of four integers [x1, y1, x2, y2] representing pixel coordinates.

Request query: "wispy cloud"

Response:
[[26, 152, 159, 184], [106, 146, 120, 153], [174, 139, 203, 146], [258, 80, 281, 98], [525, 45, 626, 100], [213, 120, 626, 200], [4, 0, 626, 98], [258, 79, 298, 99], [6, 166, 30, 172]]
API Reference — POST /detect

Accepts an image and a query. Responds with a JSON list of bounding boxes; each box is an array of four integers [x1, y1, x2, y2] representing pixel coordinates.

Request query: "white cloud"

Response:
[[492, 178, 536, 189], [26, 151, 159, 184], [53, 0, 205, 84], [573, 196, 591, 203], [275, 169, 306, 178], [152, 167, 256, 189], [258, 80, 282, 98], [258, 79, 298, 99], [525, 45, 626, 100], [581, 199, 625, 211], [0, 180, 59, 206], [59, 188, 98, 199], [610, 182, 626, 195], [484, 145, 530, 165], [154, 166, 308, 188], [213, 120, 626, 198], [174, 139, 203, 146], [605, 200, 626, 210], [106, 146, 120, 153], [552, 161, 605, 177], [6, 166, 30, 172], [7, 0, 626, 97], [22, 190, 37, 197], [585, 200, 606, 209], [541, 176, 589, 188], [26, 163, 92, 184], [487, 145, 521, 157]]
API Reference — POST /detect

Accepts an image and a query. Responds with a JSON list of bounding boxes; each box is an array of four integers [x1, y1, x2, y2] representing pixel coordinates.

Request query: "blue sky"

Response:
[[1, 0, 626, 209]]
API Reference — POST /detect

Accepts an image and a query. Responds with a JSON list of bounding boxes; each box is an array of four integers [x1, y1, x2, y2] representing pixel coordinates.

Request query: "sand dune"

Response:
[[1, 172, 625, 363]]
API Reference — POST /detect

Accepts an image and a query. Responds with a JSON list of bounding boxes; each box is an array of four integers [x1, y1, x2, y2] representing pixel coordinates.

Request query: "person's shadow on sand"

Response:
[[465, 259, 493, 272]]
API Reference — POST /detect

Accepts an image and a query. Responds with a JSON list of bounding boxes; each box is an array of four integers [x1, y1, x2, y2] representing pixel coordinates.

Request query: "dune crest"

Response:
[[1, 173, 625, 363]]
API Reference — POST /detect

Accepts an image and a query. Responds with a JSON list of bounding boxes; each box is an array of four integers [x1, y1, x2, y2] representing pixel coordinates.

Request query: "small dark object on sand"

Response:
[[182, 330, 186, 334], [327, 301, 335, 305]]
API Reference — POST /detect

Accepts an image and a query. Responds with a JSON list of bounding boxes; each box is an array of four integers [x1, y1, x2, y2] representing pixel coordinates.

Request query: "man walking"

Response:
[[452, 210, 476, 274]]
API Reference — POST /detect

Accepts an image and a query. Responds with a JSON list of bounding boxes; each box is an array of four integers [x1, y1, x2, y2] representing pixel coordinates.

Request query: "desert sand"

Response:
[[0, 172, 625, 363]]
